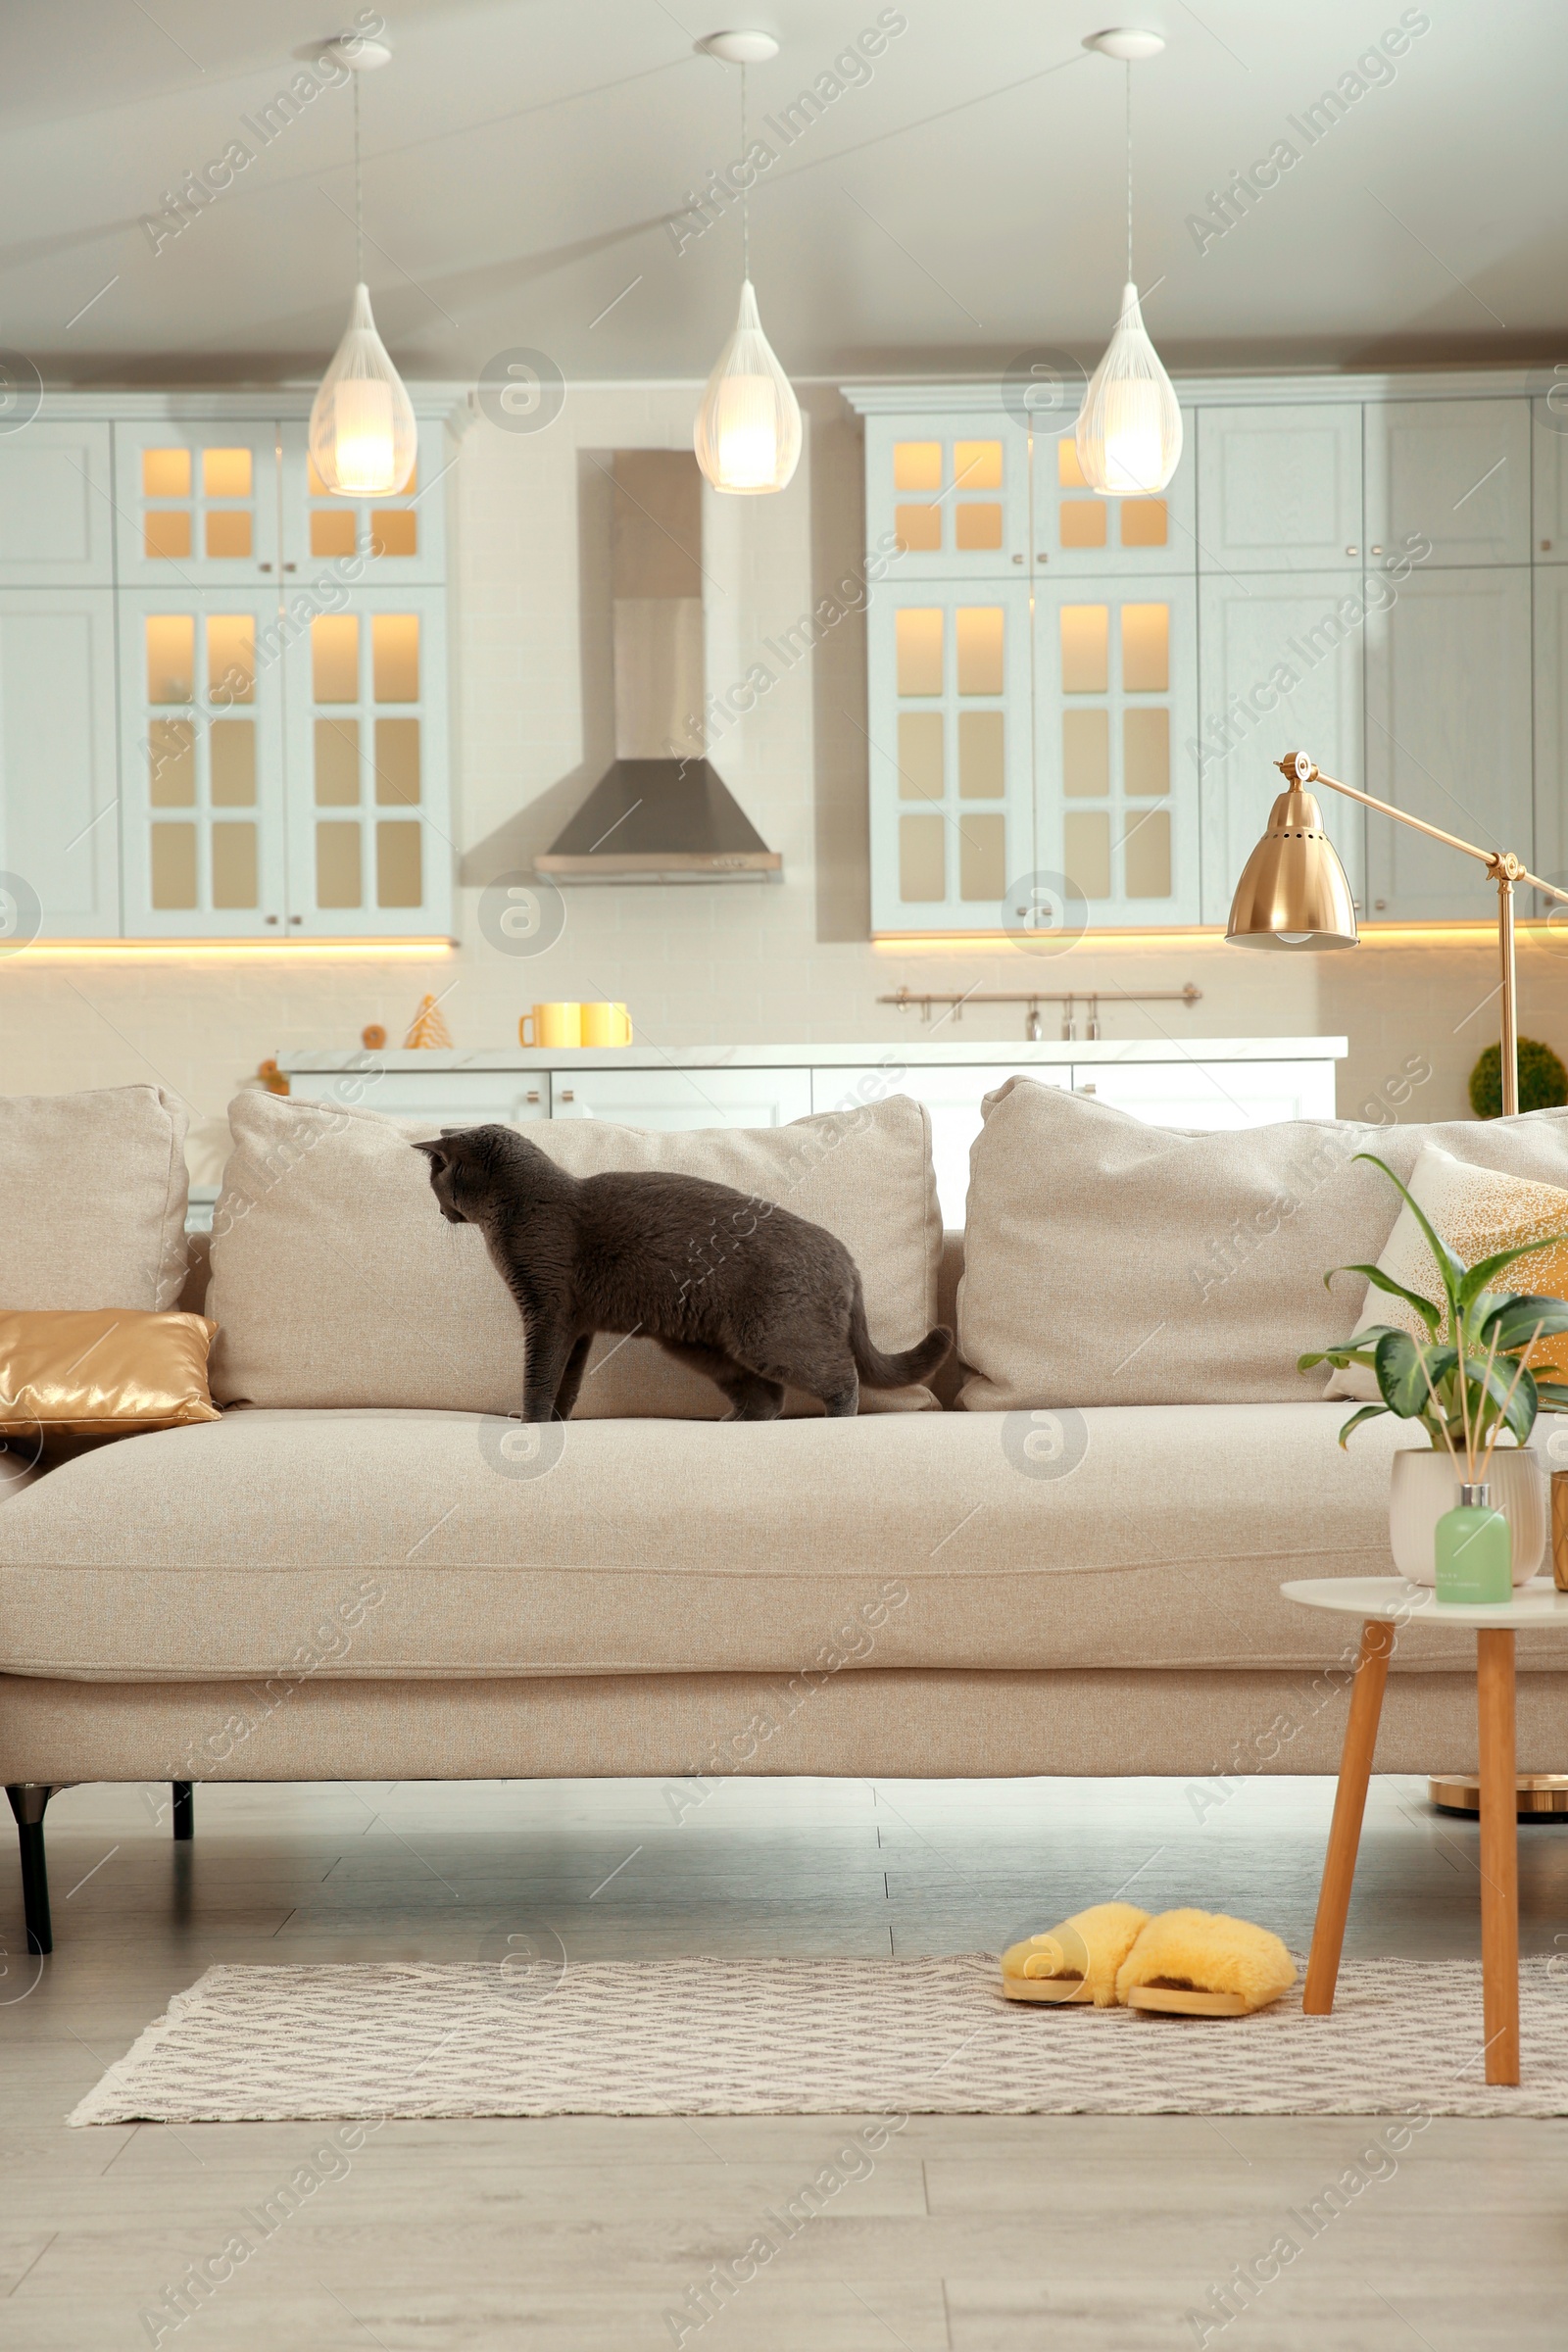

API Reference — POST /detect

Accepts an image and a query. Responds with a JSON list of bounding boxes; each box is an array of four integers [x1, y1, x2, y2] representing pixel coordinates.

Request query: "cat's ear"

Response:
[[411, 1140, 449, 1175]]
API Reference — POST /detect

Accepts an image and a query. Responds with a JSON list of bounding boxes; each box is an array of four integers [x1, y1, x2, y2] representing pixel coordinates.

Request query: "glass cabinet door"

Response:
[[119, 591, 287, 935], [863, 415, 1029, 581], [1034, 416, 1197, 580], [112, 424, 281, 588], [279, 419, 447, 585], [867, 583, 1033, 932], [1032, 579, 1200, 926], [282, 589, 451, 936]]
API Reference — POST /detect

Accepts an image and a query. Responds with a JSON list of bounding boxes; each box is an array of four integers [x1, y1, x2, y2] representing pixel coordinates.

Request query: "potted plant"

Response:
[[1300, 1153, 1568, 1589]]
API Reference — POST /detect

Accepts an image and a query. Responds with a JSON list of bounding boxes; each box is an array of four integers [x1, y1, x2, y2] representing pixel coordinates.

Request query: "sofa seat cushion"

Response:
[[5, 1404, 1568, 1684]]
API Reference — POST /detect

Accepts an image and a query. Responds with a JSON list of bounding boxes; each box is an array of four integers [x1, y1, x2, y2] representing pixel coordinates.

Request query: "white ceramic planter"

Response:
[[1389, 1446, 1546, 1587]]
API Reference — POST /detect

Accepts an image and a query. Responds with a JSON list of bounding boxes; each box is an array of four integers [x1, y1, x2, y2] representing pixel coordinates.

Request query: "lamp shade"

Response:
[[1226, 788, 1359, 950], [309, 282, 417, 497], [1074, 282, 1183, 496], [694, 279, 802, 495]]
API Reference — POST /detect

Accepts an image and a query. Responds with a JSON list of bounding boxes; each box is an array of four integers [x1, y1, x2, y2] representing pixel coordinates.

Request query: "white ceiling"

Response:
[[4, 0, 1562, 388]]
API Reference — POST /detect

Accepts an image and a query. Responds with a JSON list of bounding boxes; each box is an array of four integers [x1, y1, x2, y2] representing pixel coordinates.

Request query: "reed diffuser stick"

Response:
[[1478, 1322, 1544, 1488]]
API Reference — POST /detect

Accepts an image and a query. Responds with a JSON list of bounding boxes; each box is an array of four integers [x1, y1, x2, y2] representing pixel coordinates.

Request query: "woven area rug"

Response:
[[69, 1955, 1568, 2125]]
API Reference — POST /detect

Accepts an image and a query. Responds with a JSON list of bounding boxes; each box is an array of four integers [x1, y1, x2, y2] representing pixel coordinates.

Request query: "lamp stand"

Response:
[[1249, 759, 1568, 1819]]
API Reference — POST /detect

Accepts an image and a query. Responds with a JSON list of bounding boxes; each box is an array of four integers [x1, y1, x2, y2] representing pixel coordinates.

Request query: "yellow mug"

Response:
[[519, 1003, 581, 1048], [579, 1002, 632, 1048]]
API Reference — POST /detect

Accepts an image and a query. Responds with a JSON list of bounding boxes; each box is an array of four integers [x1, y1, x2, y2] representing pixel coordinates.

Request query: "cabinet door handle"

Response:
[[1346, 545, 1358, 556], [525, 1089, 540, 1103], [283, 562, 297, 572], [560, 1089, 574, 1102], [1076, 1082, 1097, 1096], [265, 912, 279, 924], [289, 914, 302, 924]]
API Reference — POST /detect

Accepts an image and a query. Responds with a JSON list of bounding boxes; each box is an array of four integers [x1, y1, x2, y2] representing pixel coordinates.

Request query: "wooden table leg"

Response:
[[1476, 1628, 1519, 2086], [1304, 1618, 1395, 2015]]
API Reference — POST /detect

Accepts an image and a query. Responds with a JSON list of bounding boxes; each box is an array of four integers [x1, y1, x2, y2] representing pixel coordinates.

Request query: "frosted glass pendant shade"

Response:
[[695, 279, 802, 495], [1074, 282, 1183, 497], [309, 282, 417, 497]]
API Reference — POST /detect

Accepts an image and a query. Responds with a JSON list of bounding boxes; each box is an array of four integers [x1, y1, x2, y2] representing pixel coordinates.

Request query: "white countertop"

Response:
[[281, 1037, 1348, 1073]]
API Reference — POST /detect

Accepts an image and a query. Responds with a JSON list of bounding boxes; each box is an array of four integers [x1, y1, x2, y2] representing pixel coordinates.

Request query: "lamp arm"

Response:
[[1279, 756, 1568, 907]]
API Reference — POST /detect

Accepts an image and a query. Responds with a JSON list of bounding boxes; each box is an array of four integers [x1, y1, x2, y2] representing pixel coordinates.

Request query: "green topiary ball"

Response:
[[1469, 1037, 1568, 1118]]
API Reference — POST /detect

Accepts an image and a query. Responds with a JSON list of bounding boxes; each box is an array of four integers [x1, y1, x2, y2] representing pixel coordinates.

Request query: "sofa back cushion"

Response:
[[0, 1085, 189, 1311], [957, 1078, 1568, 1409], [209, 1092, 942, 1416]]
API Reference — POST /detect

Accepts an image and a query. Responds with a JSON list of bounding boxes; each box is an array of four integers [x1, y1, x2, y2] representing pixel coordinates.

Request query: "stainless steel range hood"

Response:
[[535, 452, 781, 886]]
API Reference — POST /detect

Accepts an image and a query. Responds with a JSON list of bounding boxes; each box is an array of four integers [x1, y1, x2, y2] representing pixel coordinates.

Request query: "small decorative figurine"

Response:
[[404, 995, 453, 1050], [256, 1057, 289, 1097]]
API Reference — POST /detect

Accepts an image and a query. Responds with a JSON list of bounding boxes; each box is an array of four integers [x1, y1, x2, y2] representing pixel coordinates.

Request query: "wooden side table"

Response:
[[1281, 1575, 1568, 2088]]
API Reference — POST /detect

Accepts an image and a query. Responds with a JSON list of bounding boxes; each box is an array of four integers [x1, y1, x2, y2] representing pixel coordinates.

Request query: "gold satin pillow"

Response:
[[0, 1308, 220, 1436]]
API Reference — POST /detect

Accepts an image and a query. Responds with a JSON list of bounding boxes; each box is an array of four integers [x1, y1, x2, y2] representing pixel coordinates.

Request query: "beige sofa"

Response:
[[5, 1079, 1568, 1954]]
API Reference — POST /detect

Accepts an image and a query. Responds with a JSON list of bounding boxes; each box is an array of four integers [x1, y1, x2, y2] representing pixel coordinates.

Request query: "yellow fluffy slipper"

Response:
[[1000, 1903, 1150, 2007], [1114, 1908, 1297, 2017]]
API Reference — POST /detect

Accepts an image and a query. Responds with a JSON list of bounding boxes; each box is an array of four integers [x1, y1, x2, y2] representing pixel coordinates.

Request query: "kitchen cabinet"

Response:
[[284, 1044, 1348, 1229], [1363, 399, 1530, 568], [860, 411, 1029, 581], [814, 1061, 1069, 1225], [118, 583, 451, 938], [282, 587, 450, 938], [1532, 396, 1568, 566], [1073, 1057, 1336, 1129], [547, 1066, 813, 1128], [1363, 566, 1534, 919], [868, 580, 1033, 933], [851, 377, 1556, 933], [0, 589, 120, 935], [0, 421, 116, 586], [1031, 418, 1197, 581], [119, 588, 288, 937], [111, 418, 446, 589], [1197, 569, 1366, 925], [1196, 404, 1363, 572], [1532, 565, 1568, 895], [1034, 575, 1200, 927]]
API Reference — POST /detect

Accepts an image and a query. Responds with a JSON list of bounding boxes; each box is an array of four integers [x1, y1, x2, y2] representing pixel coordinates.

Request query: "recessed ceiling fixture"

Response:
[[692, 29, 802, 495], [307, 31, 416, 498], [1075, 27, 1183, 497]]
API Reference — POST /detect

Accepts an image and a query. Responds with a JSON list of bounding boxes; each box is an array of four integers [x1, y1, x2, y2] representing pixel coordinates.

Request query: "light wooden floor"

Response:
[[2, 1768, 1565, 2349]]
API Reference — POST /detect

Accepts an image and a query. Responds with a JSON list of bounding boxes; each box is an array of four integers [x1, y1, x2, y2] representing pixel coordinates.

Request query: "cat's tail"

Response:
[[848, 1289, 954, 1390]]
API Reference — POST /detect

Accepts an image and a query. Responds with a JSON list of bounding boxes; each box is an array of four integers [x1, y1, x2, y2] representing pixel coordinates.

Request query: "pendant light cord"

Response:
[[355, 67, 367, 284], [1125, 60, 1133, 284], [740, 62, 750, 283]]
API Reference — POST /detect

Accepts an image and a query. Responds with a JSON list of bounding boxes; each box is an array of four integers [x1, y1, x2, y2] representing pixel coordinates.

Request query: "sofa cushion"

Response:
[[5, 1401, 1565, 1682], [0, 1085, 188, 1312], [958, 1080, 1568, 1409], [208, 1092, 941, 1416]]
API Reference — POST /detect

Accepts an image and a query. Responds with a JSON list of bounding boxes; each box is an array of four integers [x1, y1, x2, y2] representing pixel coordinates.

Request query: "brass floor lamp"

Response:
[[1229, 751, 1568, 1815]]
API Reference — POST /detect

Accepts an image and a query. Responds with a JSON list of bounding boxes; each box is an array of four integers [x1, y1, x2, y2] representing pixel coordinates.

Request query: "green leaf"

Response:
[[1479, 1295, 1568, 1352], [1373, 1330, 1451, 1420], [1532, 1382, 1568, 1412], [1326, 1262, 1443, 1336], [1467, 1354, 1540, 1449], [1458, 1233, 1568, 1308], [1336, 1403, 1390, 1449], [1352, 1152, 1463, 1330]]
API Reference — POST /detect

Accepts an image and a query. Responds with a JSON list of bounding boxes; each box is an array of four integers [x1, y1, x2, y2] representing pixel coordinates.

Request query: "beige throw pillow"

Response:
[[1326, 1143, 1568, 1401], [210, 1092, 941, 1416], [956, 1079, 1568, 1410], [0, 1085, 189, 1311]]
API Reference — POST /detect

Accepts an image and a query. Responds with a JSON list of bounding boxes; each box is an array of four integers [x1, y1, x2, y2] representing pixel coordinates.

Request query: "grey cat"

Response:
[[413, 1124, 952, 1423]]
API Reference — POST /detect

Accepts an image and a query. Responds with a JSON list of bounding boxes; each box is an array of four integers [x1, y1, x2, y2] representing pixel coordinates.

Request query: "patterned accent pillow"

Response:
[[1326, 1142, 1568, 1400]]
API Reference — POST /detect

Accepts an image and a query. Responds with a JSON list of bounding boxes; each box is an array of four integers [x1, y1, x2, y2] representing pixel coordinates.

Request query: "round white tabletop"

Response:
[[1280, 1574, 1568, 1631]]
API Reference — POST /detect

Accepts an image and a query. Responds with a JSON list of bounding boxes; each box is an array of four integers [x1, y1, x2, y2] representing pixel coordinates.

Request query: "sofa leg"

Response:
[[7, 1786, 54, 1956], [172, 1782, 194, 1841]]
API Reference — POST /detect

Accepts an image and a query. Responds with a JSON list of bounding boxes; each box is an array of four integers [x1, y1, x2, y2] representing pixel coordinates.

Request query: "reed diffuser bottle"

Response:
[[1435, 1479, 1512, 1605]]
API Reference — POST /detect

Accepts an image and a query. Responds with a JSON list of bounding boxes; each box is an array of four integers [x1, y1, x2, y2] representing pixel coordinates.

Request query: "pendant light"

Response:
[[693, 30, 802, 495], [1074, 29, 1183, 498], [308, 32, 416, 498]]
